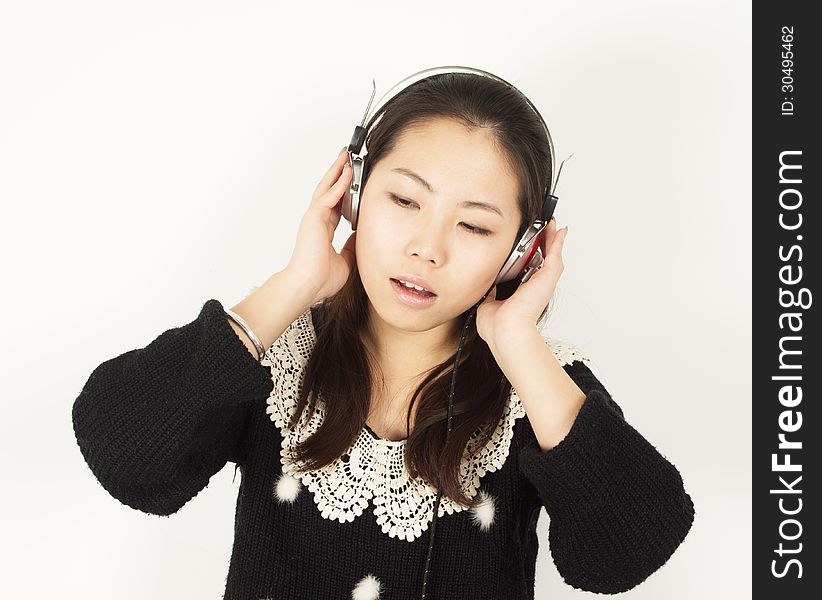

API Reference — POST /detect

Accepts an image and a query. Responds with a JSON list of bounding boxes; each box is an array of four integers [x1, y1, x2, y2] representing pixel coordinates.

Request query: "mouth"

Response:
[[390, 278, 438, 307]]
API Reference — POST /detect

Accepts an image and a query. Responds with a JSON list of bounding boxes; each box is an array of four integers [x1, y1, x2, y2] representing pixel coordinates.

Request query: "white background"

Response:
[[0, 0, 751, 597]]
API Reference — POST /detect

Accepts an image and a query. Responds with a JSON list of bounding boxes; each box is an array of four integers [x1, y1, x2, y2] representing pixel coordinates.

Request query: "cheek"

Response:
[[459, 260, 502, 289], [473, 242, 518, 285], [355, 217, 397, 276], [357, 223, 396, 258]]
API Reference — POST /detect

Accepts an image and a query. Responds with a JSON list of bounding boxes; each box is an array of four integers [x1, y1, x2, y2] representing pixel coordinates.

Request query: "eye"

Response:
[[461, 223, 492, 237], [390, 194, 416, 209], [388, 194, 493, 237]]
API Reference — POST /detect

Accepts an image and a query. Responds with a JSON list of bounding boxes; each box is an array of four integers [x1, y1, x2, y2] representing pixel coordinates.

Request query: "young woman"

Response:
[[73, 68, 695, 600]]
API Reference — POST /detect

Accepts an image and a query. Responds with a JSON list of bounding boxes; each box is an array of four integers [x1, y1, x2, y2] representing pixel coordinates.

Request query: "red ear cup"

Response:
[[520, 234, 544, 279], [491, 223, 548, 302], [494, 224, 545, 283]]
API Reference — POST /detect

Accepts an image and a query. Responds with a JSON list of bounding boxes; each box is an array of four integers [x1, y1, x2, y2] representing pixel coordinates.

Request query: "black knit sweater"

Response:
[[72, 298, 695, 599]]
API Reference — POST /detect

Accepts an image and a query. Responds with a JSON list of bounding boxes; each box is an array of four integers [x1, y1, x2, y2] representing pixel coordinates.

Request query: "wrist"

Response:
[[487, 323, 543, 358], [270, 269, 317, 310]]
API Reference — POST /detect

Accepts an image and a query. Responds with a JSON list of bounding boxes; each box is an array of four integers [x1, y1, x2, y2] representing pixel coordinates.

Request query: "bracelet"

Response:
[[224, 308, 265, 362]]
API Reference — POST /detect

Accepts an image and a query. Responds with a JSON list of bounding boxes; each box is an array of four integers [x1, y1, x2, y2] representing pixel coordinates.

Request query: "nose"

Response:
[[406, 219, 447, 266]]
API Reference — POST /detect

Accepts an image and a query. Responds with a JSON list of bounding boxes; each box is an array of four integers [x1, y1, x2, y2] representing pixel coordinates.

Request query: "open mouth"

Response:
[[390, 278, 438, 307], [390, 278, 437, 297]]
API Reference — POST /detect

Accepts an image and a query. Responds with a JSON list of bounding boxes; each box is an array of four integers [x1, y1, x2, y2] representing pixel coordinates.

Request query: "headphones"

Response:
[[337, 66, 568, 599], [341, 65, 570, 300]]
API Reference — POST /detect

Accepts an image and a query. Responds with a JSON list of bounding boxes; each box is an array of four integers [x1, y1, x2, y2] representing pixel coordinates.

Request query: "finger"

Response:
[[546, 218, 559, 245], [327, 161, 352, 201], [314, 160, 352, 211], [314, 147, 351, 196], [322, 147, 349, 184], [547, 227, 568, 262], [548, 219, 566, 248]]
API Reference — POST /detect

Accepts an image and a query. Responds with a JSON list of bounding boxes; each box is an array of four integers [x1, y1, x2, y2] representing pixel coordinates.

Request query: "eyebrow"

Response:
[[390, 167, 505, 218]]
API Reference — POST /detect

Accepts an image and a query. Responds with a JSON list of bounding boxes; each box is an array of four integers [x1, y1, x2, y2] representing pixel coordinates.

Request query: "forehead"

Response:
[[379, 117, 521, 216]]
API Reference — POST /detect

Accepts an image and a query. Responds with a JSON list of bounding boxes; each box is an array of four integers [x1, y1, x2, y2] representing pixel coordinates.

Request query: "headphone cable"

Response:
[[418, 286, 493, 599]]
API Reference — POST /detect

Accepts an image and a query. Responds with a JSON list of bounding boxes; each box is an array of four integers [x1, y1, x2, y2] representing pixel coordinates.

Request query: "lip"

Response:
[[392, 274, 436, 295], [390, 278, 438, 308]]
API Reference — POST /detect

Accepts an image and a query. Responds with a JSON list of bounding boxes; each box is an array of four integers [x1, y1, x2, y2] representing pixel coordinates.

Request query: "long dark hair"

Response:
[[286, 72, 555, 509]]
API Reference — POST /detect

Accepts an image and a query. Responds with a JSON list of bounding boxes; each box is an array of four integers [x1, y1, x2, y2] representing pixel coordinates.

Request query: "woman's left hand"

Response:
[[475, 219, 568, 347]]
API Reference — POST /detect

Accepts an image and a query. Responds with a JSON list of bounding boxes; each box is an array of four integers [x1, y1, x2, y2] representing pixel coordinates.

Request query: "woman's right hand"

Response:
[[284, 147, 357, 306]]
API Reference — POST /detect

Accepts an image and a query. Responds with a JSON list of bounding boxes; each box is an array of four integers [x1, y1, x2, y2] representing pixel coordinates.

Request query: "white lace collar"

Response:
[[261, 306, 589, 542]]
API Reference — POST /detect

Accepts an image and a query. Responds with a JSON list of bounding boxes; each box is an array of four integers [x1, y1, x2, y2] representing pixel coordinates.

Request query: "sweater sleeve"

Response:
[[517, 359, 695, 594], [71, 298, 274, 516]]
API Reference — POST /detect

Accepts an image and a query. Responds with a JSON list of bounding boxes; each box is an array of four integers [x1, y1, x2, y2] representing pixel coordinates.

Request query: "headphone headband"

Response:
[[350, 65, 560, 200]]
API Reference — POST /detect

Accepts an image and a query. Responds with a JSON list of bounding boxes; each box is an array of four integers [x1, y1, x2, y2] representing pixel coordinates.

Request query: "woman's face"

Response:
[[355, 116, 522, 341]]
